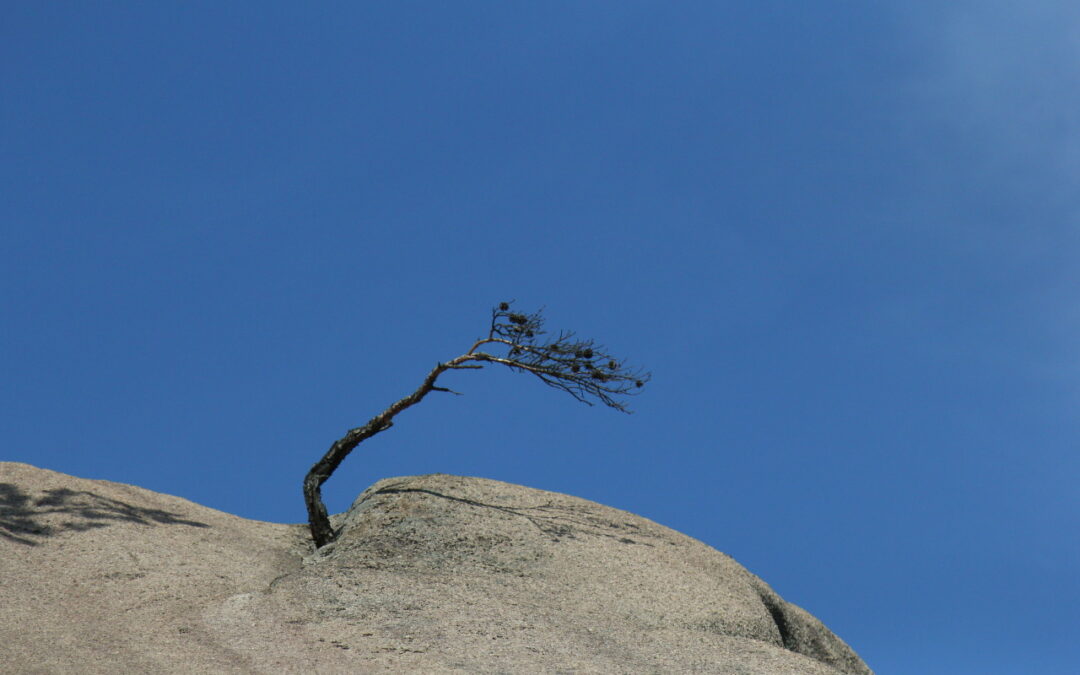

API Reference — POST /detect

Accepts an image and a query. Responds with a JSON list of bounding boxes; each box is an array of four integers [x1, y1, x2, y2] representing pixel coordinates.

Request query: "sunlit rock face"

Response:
[[1, 463, 871, 674]]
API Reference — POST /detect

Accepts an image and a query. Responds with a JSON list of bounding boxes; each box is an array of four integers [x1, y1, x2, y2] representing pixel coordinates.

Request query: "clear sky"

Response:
[[3, 3, 1077, 673]]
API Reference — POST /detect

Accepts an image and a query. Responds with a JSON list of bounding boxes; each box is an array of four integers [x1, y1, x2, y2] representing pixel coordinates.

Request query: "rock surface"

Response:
[[0, 462, 872, 673]]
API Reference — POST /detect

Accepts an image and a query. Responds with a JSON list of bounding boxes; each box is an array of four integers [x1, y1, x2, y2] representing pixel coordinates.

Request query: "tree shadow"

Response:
[[0, 483, 210, 546], [368, 483, 653, 546]]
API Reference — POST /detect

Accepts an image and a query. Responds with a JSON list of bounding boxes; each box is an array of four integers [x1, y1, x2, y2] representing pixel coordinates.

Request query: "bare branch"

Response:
[[303, 301, 649, 548], [479, 301, 651, 413]]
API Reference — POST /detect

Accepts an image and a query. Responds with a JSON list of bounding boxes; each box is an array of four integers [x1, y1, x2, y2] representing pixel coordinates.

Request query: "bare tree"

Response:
[[302, 301, 650, 548]]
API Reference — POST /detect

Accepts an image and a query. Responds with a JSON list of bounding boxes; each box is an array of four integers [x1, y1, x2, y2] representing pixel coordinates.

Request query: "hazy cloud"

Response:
[[904, 1, 1080, 202], [891, 3, 1080, 389]]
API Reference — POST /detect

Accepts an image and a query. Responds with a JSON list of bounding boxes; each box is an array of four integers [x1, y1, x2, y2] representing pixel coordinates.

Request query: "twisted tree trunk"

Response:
[[302, 353, 486, 548], [303, 417, 394, 548], [301, 303, 648, 548]]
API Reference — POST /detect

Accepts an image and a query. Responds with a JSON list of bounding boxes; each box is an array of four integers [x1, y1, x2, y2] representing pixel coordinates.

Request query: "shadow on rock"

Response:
[[0, 483, 209, 546]]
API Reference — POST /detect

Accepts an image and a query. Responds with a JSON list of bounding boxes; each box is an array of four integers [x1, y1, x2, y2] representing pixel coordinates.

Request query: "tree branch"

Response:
[[303, 354, 480, 547], [302, 301, 649, 548]]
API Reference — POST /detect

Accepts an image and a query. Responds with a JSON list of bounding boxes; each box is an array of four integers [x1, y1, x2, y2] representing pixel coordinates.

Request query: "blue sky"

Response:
[[2, 3, 1077, 673]]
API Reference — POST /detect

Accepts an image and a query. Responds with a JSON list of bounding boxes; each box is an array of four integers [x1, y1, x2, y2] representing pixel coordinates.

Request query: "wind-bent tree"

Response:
[[303, 301, 650, 548]]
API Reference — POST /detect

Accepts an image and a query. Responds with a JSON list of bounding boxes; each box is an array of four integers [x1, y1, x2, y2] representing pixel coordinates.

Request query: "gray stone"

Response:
[[0, 463, 872, 673]]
